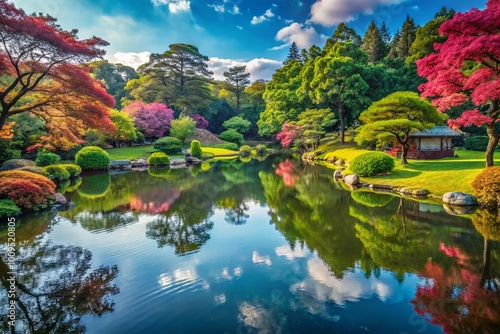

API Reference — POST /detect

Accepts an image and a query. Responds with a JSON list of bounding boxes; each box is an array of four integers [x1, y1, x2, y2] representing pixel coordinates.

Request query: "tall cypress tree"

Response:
[[283, 42, 301, 65], [395, 15, 418, 59], [362, 20, 385, 62]]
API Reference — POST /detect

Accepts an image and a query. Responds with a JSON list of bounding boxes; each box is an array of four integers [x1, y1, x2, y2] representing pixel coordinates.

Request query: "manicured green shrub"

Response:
[[148, 152, 171, 166], [77, 173, 111, 199], [75, 146, 110, 170], [43, 165, 71, 181], [35, 151, 61, 167], [59, 164, 82, 177], [17, 166, 47, 175], [472, 166, 500, 209], [0, 170, 56, 211], [190, 140, 203, 159], [239, 145, 251, 156], [349, 152, 395, 177], [219, 130, 243, 145], [0, 159, 36, 171], [153, 136, 183, 154], [465, 136, 489, 151], [0, 199, 21, 218], [210, 142, 239, 151], [255, 144, 267, 156]]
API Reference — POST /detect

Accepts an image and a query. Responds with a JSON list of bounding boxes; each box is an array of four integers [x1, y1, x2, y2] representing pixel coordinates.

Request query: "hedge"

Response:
[[0, 199, 21, 218], [153, 136, 183, 154], [75, 146, 110, 170], [349, 152, 395, 177], [35, 152, 61, 167], [148, 152, 171, 166], [219, 130, 243, 145], [472, 166, 500, 209], [190, 140, 203, 159], [465, 136, 489, 151], [239, 145, 251, 156], [0, 170, 56, 211]]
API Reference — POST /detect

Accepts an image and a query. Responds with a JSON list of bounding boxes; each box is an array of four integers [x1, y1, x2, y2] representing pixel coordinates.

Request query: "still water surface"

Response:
[[1, 155, 498, 333]]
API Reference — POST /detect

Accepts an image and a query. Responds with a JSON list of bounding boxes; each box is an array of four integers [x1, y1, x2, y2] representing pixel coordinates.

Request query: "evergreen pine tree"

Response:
[[379, 21, 391, 57], [362, 20, 385, 62], [395, 15, 418, 59], [223, 66, 251, 111], [283, 42, 301, 65]]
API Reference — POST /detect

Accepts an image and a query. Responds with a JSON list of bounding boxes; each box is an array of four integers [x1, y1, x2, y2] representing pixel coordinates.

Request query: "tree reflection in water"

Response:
[[412, 208, 500, 334], [0, 216, 120, 333]]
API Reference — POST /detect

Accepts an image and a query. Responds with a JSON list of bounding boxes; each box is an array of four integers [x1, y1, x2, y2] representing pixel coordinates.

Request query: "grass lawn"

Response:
[[104, 145, 183, 160], [321, 148, 499, 195], [202, 147, 239, 156]]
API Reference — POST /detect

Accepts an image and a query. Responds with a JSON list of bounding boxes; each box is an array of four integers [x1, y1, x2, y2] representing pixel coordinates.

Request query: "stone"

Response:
[[344, 174, 359, 186], [109, 160, 131, 169], [131, 158, 148, 167], [333, 170, 343, 179], [369, 184, 393, 190], [442, 192, 478, 206], [399, 187, 429, 196], [186, 156, 202, 164], [170, 158, 187, 165], [54, 193, 67, 205]]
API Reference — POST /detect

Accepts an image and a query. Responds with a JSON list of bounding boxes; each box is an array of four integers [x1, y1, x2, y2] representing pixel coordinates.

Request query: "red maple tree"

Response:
[[0, 1, 115, 149], [416, 0, 500, 167]]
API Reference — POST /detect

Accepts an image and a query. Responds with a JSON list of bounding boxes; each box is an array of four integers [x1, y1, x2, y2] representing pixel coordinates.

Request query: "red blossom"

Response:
[[276, 122, 301, 147]]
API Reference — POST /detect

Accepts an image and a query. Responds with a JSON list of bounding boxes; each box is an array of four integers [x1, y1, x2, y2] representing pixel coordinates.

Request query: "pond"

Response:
[[1, 155, 499, 333]]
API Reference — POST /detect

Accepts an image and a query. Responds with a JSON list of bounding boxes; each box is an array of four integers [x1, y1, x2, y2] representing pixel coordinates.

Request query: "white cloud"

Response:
[[274, 22, 326, 49], [152, 0, 191, 14], [251, 9, 275, 24], [411, 5, 419, 10], [208, 3, 240, 14], [110, 51, 151, 69], [208, 57, 281, 82], [309, 0, 406, 26]]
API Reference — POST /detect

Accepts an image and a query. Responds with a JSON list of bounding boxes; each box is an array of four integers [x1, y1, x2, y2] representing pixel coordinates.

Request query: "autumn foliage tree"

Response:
[[123, 101, 174, 139], [417, 0, 500, 167], [0, 1, 116, 150]]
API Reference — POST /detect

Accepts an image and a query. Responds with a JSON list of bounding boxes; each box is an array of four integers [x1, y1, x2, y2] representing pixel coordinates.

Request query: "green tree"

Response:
[[130, 44, 213, 112], [395, 15, 418, 59], [289, 108, 336, 151], [283, 42, 301, 65], [223, 66, 250, 111], [258, 61, 312, 137], [223, 116, 251, 133], [362, 21, 386, 62], [206, 99, 237, 134], [323, 22, 362, 53], [407, 16, 448, 63], [109, 110, 137, 147], [241, 80, 266, 137], [355, 91, 445, 164], [304, 42, 370, 144], [91, 61, 138, 109], [170, 116, 196, 144], [379, 21, 391, 56]]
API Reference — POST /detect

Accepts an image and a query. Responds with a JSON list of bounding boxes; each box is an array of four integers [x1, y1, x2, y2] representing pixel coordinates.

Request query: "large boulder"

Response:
[[344, 174, 360, 186], [131, 158, 148, 168], [109, 160, 131, 170], [442, 192, 478, 206], [54, 193, 67, 206]]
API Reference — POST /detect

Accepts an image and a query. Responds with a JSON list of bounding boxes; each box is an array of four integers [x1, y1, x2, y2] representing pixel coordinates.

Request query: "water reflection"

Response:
[[2, 155, 498, 333], [0, 214, 120, 333]]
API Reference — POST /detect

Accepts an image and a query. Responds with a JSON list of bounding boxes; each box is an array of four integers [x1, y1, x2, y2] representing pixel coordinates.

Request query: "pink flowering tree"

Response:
[[191, 114, 209, 129], [123, 101, 174, 139], [276, 122, 300, 148], [416, 0, 500, 167]]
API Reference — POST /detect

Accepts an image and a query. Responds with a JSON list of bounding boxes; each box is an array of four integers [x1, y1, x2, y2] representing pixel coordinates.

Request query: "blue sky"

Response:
[[11, 0, 488, 80]]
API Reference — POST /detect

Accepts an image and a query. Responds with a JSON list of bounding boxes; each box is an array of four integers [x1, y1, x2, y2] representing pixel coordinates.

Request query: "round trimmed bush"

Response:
[[0, 199, 21, 218], [255, 144, 267, 156], [0, 159, 36, 171], [239, 145, 251, 156], [43, 165, 71, 181], [153, 136, 183, 154], [190, 140, 203, 159], [75, 146, 110, 170], [59, 164, 82, 177], [0, 170, 56, 211], [36, 151, 61, 167], [219, 130, 243, 145], [148, 152, 171, 166], [349, 152, 395, 177], [472, 166, 500, 209]]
